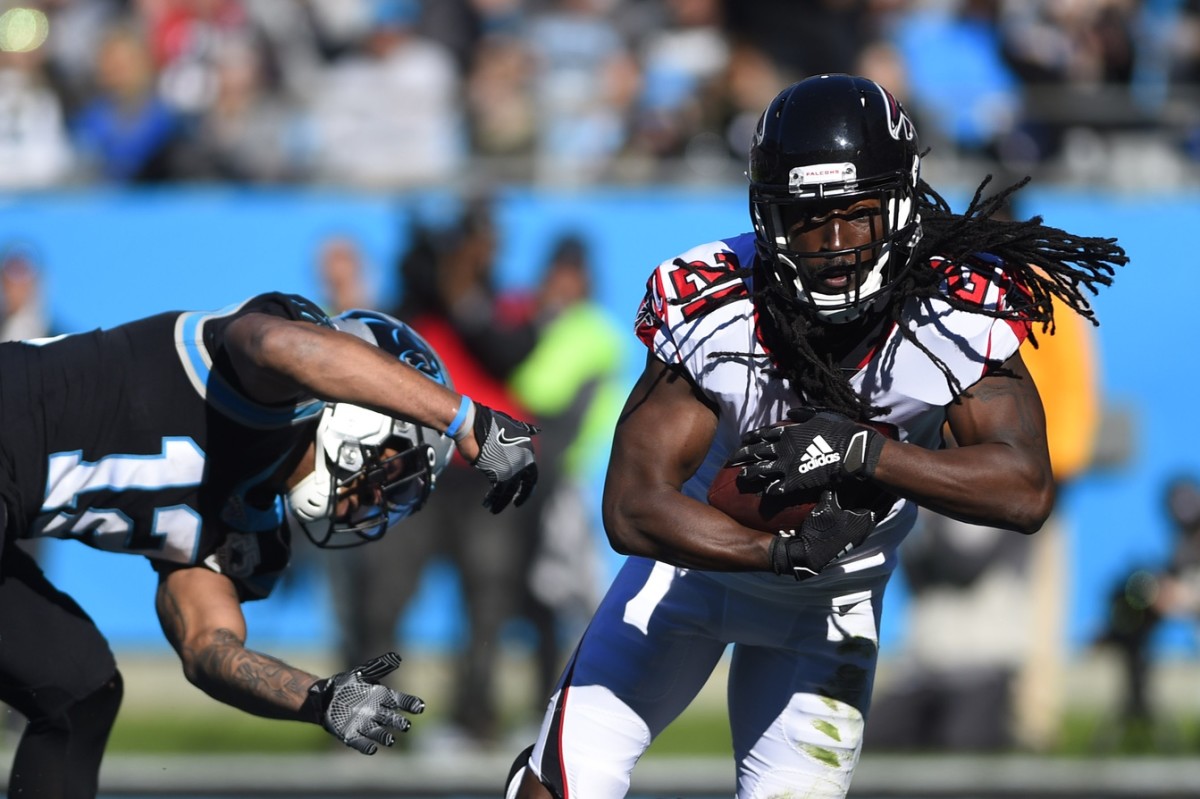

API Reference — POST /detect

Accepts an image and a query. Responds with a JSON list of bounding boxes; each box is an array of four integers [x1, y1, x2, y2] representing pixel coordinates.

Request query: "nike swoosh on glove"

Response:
[[472, 403, 540, 513], [731, 407, 885, 496]]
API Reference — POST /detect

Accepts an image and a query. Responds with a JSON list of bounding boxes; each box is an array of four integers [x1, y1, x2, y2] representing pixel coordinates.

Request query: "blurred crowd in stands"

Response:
[[0, 0, 1197, 192], [301, 201, 624, 753], [3, 0, 1200, 758]]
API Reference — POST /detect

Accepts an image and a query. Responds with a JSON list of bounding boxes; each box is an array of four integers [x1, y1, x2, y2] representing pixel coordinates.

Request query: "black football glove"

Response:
[[770, 490, 876, 580], [472, 403, 539, 513], [304, 652, 425, 755], [731, 408, 885, 496]]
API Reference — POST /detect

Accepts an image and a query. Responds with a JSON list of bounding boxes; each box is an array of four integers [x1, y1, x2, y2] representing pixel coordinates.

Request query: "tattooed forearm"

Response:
[[154, 567, 327, 723], [183, 629, 321, 721]]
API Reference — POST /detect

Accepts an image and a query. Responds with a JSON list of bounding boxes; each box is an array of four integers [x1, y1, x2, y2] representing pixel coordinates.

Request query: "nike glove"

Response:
[[305, 652, 425, 755], [770, 490, 876, 580], [472, 403, 540, 513], [731, 408, 885, 496]]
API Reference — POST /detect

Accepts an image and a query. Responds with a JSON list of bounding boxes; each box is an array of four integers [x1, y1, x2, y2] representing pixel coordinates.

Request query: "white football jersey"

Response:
[[633, 232, 1031, 591]]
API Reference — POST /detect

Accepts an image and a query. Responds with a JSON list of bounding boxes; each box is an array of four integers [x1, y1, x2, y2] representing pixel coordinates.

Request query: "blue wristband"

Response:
[[445, 396, 473, 439]]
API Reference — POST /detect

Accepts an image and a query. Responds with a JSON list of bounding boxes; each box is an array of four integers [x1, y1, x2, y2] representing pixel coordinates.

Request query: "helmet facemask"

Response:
[[283, 308, 453, 548], [751, 156, 921, 324], [287, 402, 442, 549], [747, 74, 924, 324]]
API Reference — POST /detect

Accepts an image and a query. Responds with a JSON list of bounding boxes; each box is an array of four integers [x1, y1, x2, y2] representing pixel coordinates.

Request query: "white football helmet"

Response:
[[286, 310, 454, 548]]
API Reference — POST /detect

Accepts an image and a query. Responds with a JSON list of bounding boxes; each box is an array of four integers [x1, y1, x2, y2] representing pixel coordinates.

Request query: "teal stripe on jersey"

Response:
[[175, 306, 325, 429]]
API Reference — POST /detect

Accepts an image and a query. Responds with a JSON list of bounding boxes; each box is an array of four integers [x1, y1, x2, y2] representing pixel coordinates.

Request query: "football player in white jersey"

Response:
[[508, 74, 1126, 799]]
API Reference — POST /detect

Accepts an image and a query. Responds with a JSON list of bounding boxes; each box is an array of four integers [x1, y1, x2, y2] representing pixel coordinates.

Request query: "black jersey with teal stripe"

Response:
[[0, 293, 331, 599]]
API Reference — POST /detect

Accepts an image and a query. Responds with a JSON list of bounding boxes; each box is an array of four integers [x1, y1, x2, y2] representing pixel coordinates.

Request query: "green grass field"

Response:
[[102, 650, 739, 757], [104, 702, 734, 756], [96, 650, 1200, 759], [104, 702, 1200, 759]]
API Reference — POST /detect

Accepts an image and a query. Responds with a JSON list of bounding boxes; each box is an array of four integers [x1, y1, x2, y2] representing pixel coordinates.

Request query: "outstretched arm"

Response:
[[154, 564, 318, 719], [223, 312, 538, 512], [223, 312, 479, 460], [155, 565, 424, 754]]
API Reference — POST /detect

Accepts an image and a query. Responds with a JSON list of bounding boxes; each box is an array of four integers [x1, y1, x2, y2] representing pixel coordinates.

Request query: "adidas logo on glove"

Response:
[[796, 435, 841, 474]]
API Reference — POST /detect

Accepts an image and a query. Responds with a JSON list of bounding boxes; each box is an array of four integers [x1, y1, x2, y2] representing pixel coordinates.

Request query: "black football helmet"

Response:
[[286, 310, 454, 548], [749, 74, 922, 322]]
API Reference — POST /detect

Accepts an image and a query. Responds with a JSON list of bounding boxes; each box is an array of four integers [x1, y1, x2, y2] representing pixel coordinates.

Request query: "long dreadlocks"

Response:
[[674, 174, 1127, 420]]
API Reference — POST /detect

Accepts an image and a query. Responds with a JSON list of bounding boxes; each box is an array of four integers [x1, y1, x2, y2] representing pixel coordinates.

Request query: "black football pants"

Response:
[[0, 504, 123, 798]]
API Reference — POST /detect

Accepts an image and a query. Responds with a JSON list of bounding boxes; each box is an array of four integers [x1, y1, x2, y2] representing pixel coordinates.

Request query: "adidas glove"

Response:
[[731, 408, 884, 497], [471, 403, 540, 513], [304, 652, 425, 755], [770, 490, 876, 580]]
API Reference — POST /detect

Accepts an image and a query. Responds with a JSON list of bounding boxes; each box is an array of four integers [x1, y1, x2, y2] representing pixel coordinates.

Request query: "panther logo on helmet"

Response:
[[285, 310, 455, 548]]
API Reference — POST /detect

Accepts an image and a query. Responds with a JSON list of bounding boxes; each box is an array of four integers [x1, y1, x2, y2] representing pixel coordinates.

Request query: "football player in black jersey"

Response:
[[0, 292, 538, 797]]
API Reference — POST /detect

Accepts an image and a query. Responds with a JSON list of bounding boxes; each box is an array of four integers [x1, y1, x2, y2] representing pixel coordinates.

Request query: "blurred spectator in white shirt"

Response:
[[0, 21, 73, 190], [168, 33, 304, 182], [305, 0, 465, 189], [524, 0, 640, 184]]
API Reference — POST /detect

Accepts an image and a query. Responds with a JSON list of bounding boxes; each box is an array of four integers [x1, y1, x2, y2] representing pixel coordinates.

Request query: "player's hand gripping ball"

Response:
[[708, 414, 898, 533]]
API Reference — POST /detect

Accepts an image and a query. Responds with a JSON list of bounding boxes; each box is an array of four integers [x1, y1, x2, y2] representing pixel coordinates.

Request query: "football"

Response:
[[707, 420, 898, 533]]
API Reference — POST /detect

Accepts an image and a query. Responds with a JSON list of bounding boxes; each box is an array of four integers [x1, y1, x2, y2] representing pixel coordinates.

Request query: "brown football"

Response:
[[707, 420, 899, 533]]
